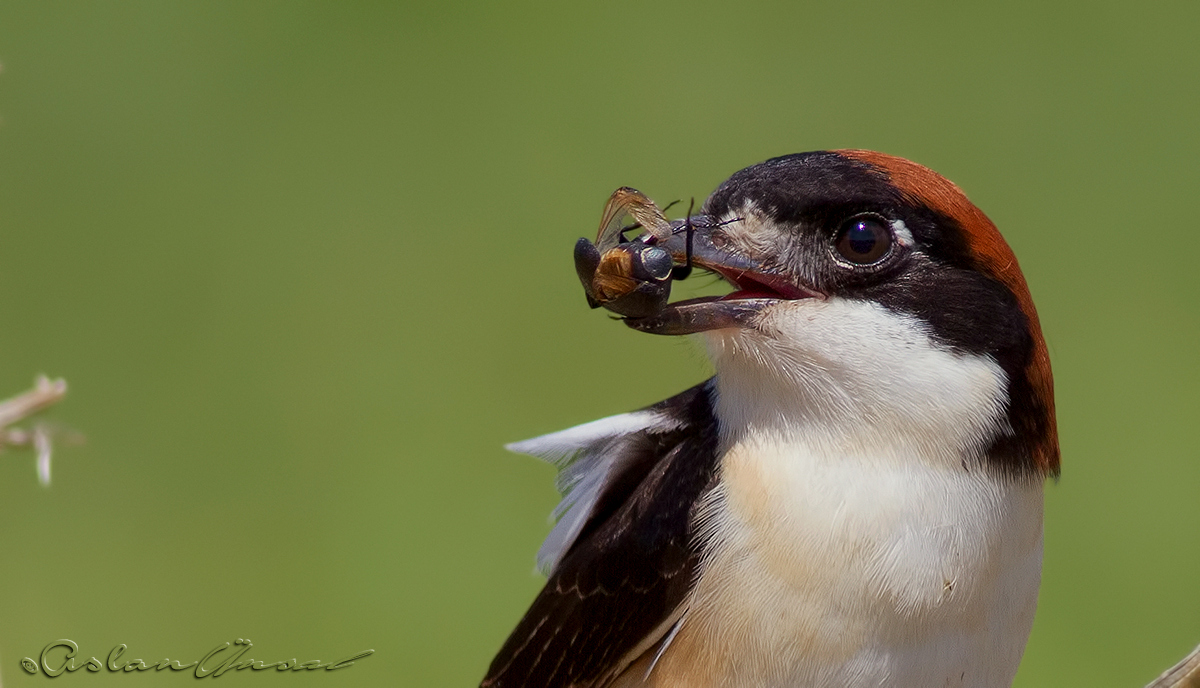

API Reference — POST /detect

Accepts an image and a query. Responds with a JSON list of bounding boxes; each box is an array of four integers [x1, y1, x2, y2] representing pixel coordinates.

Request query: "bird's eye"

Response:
[[834, 215, 893, 265]]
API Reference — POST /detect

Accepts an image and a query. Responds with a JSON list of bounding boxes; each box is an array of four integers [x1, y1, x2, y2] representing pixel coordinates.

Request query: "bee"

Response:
[[573, 188, 695, 319]]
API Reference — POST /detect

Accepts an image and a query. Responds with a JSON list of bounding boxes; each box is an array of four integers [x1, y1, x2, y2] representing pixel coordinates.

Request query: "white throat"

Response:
[[706, 296, 1010, 465]]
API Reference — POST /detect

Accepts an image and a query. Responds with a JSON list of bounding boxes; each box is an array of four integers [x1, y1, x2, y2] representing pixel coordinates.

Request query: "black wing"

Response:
[[482, 381, 721, 688]]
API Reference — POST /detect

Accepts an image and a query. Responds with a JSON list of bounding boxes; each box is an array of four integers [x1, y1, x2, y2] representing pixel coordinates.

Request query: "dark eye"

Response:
[[834, 215, 893, 265]]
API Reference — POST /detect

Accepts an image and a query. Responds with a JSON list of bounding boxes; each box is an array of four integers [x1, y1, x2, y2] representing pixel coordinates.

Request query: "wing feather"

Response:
[[483, 381, 721, 688]]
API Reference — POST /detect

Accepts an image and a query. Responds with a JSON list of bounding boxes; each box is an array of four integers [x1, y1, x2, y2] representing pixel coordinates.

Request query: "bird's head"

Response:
[[626, 150, 1057, 475]]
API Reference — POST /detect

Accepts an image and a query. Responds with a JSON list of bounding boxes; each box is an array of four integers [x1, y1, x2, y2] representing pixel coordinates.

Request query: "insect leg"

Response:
[[670, 198, 696, 281]]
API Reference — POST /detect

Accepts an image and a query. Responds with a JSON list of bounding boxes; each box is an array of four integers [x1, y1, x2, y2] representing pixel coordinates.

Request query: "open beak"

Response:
[[625, 217, 823, 336]]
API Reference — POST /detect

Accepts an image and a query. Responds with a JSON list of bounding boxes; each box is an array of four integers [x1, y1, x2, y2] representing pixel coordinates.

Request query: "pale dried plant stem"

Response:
[[0, 375, 68, 485], [0, 375, 66, 428], [1147, 644, 1200, 688]]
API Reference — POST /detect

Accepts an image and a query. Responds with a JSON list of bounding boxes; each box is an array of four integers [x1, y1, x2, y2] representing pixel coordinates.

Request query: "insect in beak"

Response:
[[573, 188, 690, 319], [575, 187, 820, 335]]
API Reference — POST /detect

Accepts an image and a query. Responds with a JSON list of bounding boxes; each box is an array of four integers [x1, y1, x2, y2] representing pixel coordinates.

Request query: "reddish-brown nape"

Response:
[[838, 149, 1059, 475]]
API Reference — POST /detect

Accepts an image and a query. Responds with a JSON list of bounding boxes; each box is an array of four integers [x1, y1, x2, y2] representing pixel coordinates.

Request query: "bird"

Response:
[[482, 150, 1058, 688]]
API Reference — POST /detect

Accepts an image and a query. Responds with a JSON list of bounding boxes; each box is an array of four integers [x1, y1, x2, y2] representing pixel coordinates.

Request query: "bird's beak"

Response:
[[626, 216, 822, 336]]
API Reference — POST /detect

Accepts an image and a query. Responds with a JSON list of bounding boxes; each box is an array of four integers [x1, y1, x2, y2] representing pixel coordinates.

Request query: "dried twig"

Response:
[[1147, 644, 1200, 688], [0, 375, 68, 485]]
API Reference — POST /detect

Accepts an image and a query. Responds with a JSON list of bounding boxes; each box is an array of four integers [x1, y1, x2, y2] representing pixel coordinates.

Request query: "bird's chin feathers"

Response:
[[703, 295, 1011, 467]]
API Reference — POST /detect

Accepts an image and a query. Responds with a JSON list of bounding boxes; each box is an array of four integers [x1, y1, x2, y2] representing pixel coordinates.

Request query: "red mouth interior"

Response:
[[714, 270, 817, 301]]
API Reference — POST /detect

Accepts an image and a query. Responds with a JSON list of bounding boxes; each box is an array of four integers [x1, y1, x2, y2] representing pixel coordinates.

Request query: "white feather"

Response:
[[507, 410, 680, 574]]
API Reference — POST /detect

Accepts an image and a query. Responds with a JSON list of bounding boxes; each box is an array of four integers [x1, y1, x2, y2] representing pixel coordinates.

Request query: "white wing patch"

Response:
[[507, 410, 679, 574]]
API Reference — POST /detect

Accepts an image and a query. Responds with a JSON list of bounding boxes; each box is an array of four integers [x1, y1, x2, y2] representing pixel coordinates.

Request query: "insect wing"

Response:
[[595, 187, 672, 253]]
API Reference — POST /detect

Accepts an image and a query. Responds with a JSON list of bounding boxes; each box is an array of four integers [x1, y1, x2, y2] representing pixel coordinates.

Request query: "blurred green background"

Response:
[[0, 1, 1196, 686]]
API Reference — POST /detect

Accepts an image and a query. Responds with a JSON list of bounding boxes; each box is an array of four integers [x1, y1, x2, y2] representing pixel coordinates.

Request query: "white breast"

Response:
[[633, 297, 1046, 688]]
